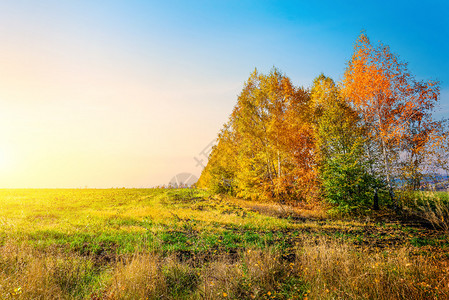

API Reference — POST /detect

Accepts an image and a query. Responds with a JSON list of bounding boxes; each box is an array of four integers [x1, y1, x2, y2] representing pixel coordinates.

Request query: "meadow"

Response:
[[0, 188, 448, 299]]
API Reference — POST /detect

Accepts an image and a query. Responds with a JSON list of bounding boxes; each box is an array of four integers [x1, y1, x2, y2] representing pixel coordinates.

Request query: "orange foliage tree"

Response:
[[198, 68, 318, 203], [342, 34, 441, 201]]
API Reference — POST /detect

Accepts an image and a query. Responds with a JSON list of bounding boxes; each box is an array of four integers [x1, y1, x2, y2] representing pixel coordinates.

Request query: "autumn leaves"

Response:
[[198, 69, 317, 203], [198, 34, 445, 211]]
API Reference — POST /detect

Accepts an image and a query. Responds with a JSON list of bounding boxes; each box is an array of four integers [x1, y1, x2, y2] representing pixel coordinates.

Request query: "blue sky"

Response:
[[0, 0, 447, 187]]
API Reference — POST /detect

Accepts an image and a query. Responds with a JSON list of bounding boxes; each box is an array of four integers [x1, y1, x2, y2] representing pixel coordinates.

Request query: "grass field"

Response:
[[0, 188, 448, 299]]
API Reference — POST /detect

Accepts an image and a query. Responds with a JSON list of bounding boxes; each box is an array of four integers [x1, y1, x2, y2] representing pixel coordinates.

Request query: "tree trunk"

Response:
[[381, 138, 396, 208], [373, 188, 379, 210], [277, 150, 281, 178]]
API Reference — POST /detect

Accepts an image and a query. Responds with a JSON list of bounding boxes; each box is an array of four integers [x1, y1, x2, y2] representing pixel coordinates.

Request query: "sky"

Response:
[[0, 0, 447, 188]]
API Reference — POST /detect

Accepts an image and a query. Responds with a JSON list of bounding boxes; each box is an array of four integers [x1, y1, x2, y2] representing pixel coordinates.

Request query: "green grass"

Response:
[[0, 189, 295, 253], [0, 188, 448, 299]]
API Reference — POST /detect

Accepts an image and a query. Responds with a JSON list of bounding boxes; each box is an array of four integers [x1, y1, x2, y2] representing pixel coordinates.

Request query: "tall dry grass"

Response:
[[105, 254, 166, 299], [297, 238, 449, 299], [400, 191, 449, 232], [0, 241, 101, 299], [1, 238, 448, 299]]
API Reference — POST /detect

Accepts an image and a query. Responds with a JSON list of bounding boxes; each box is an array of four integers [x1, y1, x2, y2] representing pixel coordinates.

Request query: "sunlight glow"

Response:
[[0, 148, 13, 171]]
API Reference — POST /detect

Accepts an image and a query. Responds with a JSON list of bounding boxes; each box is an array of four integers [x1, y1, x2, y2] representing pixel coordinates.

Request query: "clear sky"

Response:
[[0, 0, 447, 188]]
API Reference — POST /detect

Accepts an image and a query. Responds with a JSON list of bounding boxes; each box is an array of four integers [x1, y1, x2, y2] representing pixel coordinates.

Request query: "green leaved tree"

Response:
[[312, 74, 379, 211]]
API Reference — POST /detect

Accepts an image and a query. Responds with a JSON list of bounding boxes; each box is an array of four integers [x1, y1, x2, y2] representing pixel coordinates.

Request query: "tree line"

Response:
[[197, 34, 448, 211]]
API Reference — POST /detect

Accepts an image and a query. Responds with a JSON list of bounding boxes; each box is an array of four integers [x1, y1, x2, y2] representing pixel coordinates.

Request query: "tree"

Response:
[[197, 122, 238, 194], [342, 33, 440, 205], [424, 121, 449, 186], [232, 68, 317, 202], [199, 68, 318, 204], [312, 74, 378, 210]]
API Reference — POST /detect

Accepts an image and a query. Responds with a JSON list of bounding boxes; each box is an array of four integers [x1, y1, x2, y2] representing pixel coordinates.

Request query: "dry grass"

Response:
[[105, 254, 167, 299], [1, 238, 447, 299], [401, 191, 449, 232], [227, 196, 327, 220], [198, 249, 290, 299], [0, 241, 101, 299], [297, 238, 449, 300]]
